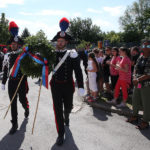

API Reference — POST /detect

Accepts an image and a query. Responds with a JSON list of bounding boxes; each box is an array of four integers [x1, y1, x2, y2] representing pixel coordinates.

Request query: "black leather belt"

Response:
[[52, 78, 72, 84], [54, 80, 68, 84]]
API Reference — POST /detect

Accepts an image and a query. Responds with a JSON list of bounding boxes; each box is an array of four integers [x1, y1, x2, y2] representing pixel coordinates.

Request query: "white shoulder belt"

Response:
[[52, 50, 71, 75]]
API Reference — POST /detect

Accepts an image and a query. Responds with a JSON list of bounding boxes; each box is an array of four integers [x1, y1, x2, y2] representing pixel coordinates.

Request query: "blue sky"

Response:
[[0, 0, 137, 40]]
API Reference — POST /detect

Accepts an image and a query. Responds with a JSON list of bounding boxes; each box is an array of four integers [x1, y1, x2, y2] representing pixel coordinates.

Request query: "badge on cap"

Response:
[[60, 31, 65, 37], [14, 36, 18, 42]]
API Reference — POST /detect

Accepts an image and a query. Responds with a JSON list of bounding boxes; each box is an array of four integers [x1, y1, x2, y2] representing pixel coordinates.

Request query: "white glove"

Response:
[[1, 84, 5, 90], [78, 88, 85, 97]]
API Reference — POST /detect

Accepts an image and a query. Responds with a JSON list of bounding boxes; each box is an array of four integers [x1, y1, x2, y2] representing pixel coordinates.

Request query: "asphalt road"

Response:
[[0, 77, 150, 150]]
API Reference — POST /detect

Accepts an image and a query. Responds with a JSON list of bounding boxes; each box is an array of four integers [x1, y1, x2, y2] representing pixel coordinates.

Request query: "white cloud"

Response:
[[87, 8, 102, 14], [72, 12, 82, 17], [19, 12, 33, 16], [19, 10, 82, 18], [8, 18, 59, 40], [39, 10, 69, 16], [93, 19, 111, 28], [93, 18, 119, 32], [103, 6, 125, 17], [19, 9, 69, 16], [0, 0, 24, 8]]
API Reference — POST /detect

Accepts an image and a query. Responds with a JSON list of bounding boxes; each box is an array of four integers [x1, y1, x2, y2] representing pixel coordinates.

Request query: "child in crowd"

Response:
[[93, 48, 105, 93], [93, 48, 101, 90], [108, 47, 131, 107], [86, 52, 99, 102]]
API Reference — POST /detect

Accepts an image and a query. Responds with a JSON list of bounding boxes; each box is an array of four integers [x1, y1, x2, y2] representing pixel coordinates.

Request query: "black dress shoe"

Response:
[[9, 123, 18, 135], [25, 109, 29, 118], [64, 119, 69, 126], [56, 136, 64, 146]]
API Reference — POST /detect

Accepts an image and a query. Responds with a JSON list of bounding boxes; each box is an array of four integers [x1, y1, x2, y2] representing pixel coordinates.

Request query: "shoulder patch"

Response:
[[70, 49, 78, 58]]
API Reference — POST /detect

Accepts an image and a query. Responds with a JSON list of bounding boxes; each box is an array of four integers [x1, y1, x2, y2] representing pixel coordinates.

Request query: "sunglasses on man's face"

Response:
[[142, 45, 150, 48]]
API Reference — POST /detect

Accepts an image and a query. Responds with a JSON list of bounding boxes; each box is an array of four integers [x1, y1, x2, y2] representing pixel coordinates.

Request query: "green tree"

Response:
[[121, 24, 141, 43], [68, 17, 103, 44], [103, 31, 122, 46], [119, 0, 150, 42], [76, 40, 91, 50], [143, 6, 150, 38], [0, 13, 10, 44], [21, 28, 31, 40]]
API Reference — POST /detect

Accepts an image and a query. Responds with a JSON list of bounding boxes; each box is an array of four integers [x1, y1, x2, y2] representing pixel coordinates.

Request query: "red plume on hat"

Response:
[[9, 21, 19, 37], [51, 17, 72, 42], [59, 17, 69, 32], [59, 17, 70, 37], [7, 21, 24, 45]]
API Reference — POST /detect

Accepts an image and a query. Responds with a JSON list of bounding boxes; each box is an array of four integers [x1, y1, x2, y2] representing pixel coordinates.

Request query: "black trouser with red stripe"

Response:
[[50, 79, 74, 137], [8, 77, 29, 124]]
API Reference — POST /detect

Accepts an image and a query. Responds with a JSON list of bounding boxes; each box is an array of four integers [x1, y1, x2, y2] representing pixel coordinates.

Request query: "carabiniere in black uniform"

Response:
[[2, 35, 29, 135], [50, 17, 84, 146], [50, 49, 84, 137]]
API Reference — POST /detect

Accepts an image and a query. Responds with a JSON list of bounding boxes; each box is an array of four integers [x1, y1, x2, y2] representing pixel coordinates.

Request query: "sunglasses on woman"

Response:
[[142, 45, 150, 48]]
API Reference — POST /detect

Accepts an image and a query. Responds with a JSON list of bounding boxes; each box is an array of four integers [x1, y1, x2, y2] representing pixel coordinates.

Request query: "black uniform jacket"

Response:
[[52, 49, 84, 88]]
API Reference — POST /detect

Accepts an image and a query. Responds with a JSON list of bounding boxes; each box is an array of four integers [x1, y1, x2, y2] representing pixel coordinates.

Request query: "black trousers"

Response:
[[111, 75, 119, 90], [50, 79, 74, 137], [8, 77, 29, 124]]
